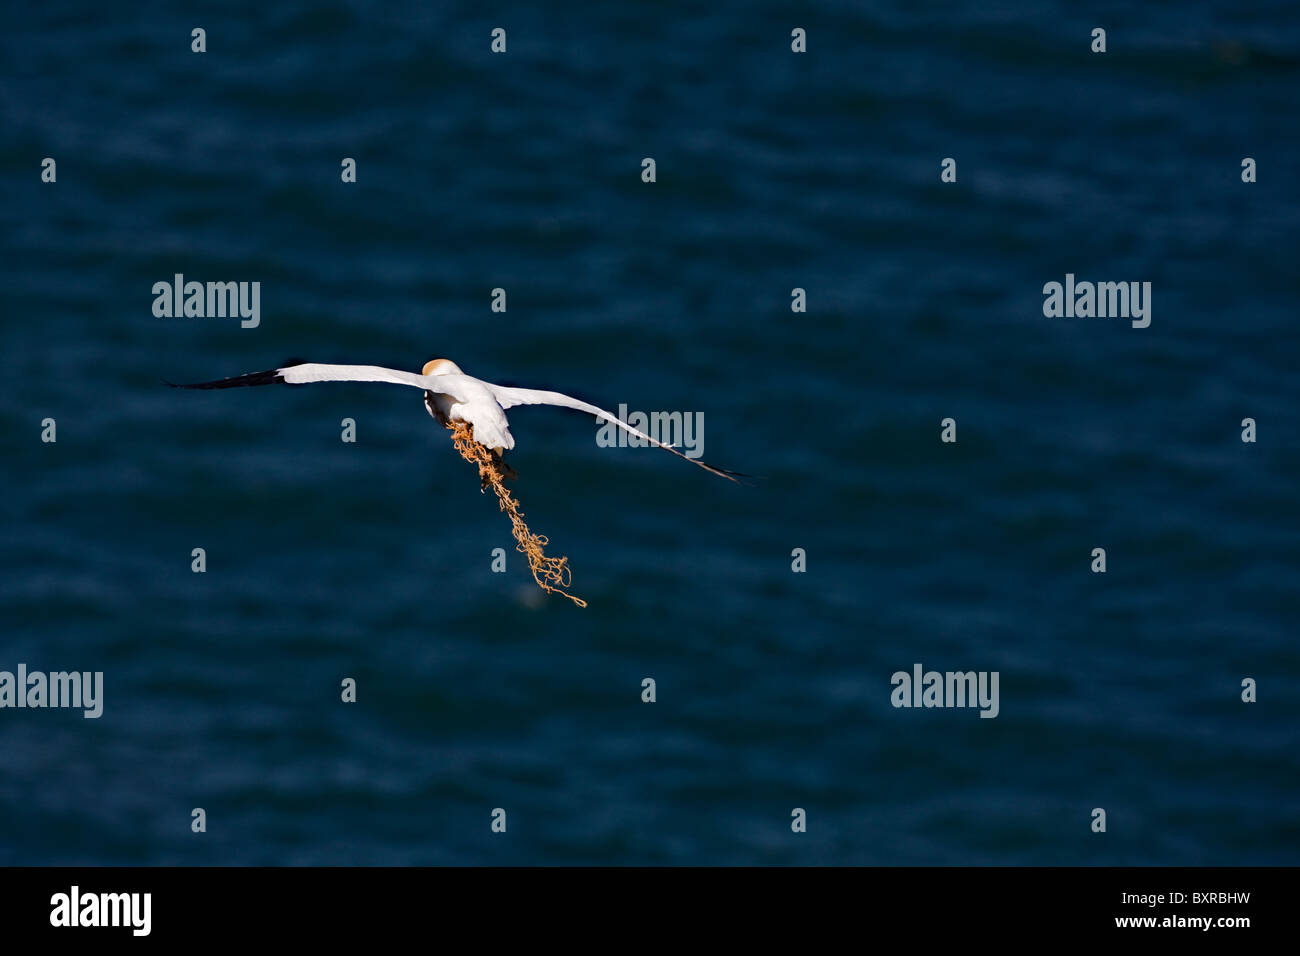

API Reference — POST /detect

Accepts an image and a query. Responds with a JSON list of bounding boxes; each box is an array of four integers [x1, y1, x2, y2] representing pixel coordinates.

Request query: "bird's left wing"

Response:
[[488, 384, 747, 483], [168, 362, 460, 393]]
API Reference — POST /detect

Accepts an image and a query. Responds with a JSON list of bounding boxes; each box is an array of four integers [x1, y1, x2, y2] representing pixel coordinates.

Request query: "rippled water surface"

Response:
[[1, 2, 1297, 864]]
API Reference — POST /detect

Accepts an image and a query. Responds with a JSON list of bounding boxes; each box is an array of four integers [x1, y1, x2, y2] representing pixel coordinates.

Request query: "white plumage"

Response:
[[170, 358, 744, 482]]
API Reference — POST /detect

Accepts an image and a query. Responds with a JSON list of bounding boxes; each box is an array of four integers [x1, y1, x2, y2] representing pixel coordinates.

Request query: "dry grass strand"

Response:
[[446, 420, 587, 608]]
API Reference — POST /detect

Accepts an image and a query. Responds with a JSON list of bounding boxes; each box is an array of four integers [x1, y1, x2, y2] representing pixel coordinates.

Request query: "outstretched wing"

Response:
[[488, 384, 747, 483], [168, 362, 462, 393]]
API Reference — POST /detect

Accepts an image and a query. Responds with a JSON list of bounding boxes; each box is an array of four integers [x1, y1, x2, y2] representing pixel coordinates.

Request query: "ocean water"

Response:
[[1, 1, 1297, 865]]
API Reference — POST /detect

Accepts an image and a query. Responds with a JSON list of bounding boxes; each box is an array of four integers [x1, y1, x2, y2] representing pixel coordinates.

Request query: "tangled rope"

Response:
[[445, 419, 587, 608]]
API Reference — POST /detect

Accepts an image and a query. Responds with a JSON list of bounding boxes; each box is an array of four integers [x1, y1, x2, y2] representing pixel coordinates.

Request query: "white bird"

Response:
[[168, 358, 745, 482]]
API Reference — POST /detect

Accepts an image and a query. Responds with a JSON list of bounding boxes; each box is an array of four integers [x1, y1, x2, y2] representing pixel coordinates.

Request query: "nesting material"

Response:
[[445, 420, 587, 608]]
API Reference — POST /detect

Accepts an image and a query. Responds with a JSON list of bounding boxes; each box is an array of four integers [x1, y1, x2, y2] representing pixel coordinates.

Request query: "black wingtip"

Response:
[[166, 367, 289, 389], [698, 460, 755, 486]]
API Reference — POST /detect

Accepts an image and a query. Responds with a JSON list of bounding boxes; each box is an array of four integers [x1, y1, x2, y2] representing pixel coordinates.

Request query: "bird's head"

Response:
[[422, 358, 462, 376]]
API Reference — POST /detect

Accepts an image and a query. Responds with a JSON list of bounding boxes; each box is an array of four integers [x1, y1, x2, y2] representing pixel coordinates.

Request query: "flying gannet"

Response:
[[168, 359, 745, 482]]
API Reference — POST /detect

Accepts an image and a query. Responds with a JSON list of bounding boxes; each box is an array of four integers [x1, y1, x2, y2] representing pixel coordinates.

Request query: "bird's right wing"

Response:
[[489, 384, 747, 483], [167, 362, 463, 394]]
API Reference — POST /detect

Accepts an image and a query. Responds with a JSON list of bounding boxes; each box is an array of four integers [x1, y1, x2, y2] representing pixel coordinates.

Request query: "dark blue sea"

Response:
[[1, 2, 1297, 865]]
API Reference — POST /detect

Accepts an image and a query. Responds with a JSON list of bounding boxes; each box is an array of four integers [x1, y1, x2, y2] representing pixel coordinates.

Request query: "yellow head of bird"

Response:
[[422, 358, 462, 376]]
